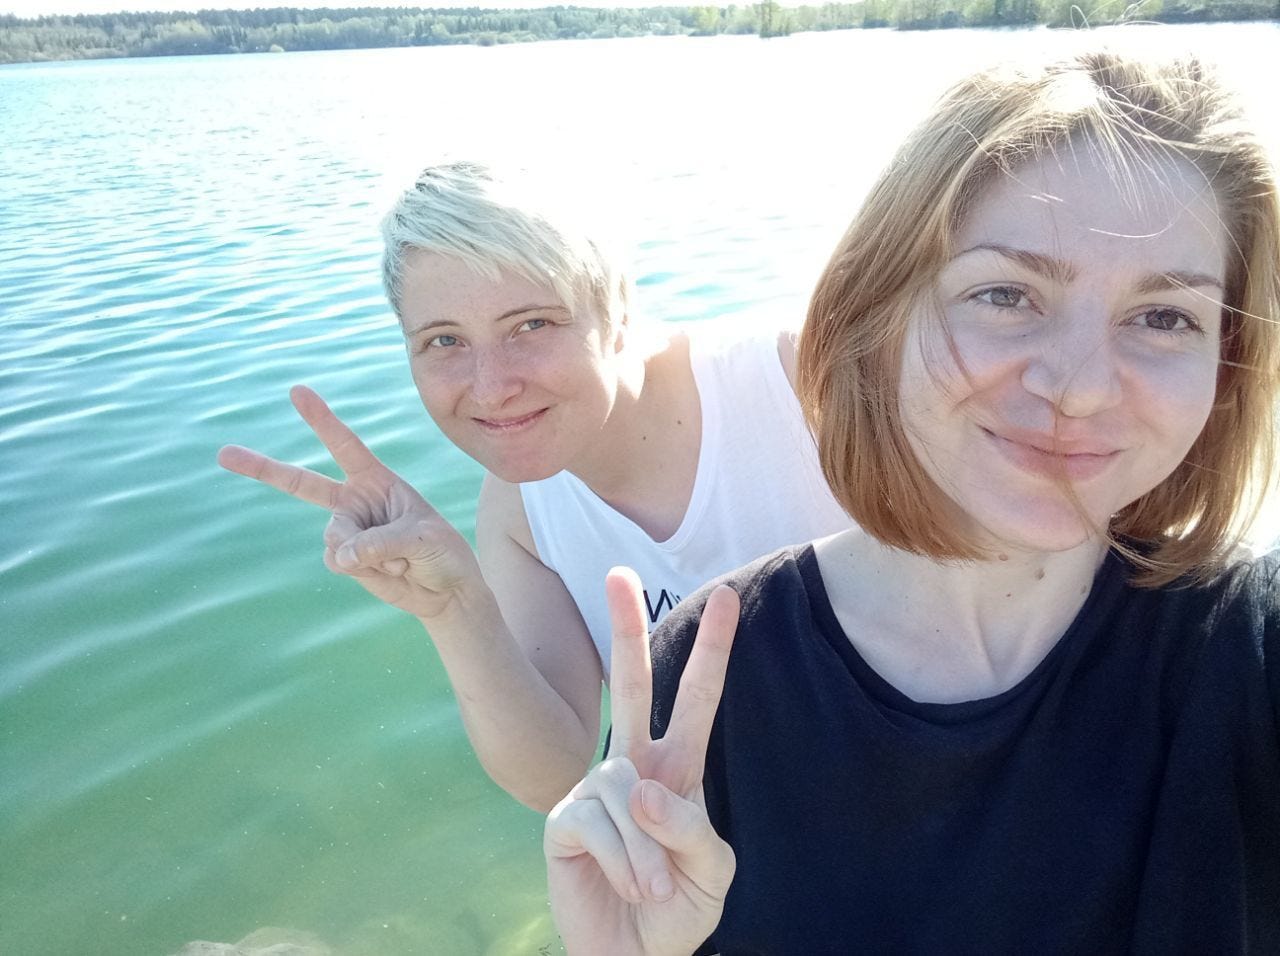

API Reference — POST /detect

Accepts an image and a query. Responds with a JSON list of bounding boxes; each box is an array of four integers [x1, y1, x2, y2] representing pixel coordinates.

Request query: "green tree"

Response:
[[756, 0, 791, 35], [862, 0, 893, 26], [692, 5, 724, 34]]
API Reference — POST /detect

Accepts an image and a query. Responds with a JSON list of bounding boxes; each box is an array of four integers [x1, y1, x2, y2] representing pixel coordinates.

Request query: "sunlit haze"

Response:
[[2, 0, 647, 16]]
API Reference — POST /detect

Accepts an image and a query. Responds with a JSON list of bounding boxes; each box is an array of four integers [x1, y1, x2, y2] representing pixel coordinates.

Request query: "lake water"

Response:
[[2, 22, 1278, 956]]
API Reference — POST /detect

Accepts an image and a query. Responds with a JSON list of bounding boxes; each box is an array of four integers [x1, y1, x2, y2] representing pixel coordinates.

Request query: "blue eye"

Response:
[[428, 334, 459, 348], [517, 318, 549, 333], [972, 286, 1031, 309]]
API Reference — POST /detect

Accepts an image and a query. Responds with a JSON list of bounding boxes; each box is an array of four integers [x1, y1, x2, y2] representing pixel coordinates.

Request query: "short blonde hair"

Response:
[[797, 47, 1280, 585], [381, 161, 629, 328]]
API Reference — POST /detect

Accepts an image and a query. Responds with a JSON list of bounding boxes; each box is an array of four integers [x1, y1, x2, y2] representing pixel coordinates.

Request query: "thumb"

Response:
[[630, 779, 735, 899], [331, 514, 438, 572]]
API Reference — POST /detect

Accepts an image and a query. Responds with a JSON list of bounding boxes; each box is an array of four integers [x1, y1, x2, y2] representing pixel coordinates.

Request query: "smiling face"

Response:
[[400, 250, 624, 483], [898, 145, 1228, 555]]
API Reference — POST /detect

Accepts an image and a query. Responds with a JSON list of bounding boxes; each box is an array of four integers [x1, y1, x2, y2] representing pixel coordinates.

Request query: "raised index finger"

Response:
[[605, 566, 654, 759], [217, 443, 342, 510], [289, 385, 385, 482], [664, 584, 739, 777]]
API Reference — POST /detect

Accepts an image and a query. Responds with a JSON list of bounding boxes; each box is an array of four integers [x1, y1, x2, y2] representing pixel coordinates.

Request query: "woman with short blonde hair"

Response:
[[220, 159, 851, 813]]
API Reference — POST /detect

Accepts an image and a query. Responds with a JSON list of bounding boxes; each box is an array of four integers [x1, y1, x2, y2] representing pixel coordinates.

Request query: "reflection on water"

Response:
[[171, 927, 331, 955], [2, 23, 1277, 956]]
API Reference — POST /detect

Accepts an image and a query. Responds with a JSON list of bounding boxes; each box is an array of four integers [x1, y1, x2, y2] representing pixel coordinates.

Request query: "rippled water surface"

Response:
[[2, 24, 1278, 956]]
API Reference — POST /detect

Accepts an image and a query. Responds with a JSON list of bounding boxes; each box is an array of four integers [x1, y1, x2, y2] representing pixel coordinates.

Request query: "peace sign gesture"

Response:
[[217, 385, 482, 621], [544, 567, 740, 956]]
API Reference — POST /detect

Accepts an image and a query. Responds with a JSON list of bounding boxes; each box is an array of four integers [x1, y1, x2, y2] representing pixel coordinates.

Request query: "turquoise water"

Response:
[[3, 25, 1278, 956]]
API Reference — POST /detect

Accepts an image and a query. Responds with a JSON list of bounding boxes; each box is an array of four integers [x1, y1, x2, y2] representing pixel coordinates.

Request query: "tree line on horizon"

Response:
[[0, 0, 1274, 64]]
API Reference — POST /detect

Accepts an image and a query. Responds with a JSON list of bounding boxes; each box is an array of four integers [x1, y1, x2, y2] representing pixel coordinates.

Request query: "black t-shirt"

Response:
[[649, 545, 1280, 955]]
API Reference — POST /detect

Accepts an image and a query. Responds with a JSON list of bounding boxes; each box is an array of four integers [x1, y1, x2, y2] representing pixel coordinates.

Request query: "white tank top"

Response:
[[519, 331, 852, 676]]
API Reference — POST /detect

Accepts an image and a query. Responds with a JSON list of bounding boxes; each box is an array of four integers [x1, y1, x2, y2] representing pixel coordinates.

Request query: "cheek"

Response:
[[899, 323, 991, 418], [897, 342, 955, 454], [942, 321, 1034, 394], [531, 353, 580, 389], [1186, 370, 1219, 430], [1130, 349, 1219, 439], [409, 358, 463, 421], [548, 344, 615, 397]]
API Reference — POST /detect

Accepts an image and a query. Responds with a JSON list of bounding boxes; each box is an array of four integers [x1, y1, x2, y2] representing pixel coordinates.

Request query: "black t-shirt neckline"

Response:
[[794, 543, 1129, 726]]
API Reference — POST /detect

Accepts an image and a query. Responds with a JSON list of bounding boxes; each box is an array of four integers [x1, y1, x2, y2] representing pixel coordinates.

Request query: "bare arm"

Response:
[[433, 474, 604, 811], [218, 386, 602, 812]]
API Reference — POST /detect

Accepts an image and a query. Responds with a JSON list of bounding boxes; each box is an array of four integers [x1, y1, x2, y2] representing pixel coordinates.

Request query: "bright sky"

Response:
[[2, 0, 645, 15]]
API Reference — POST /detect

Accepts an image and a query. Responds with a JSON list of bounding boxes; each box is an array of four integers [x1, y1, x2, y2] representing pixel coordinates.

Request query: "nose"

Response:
[[468, 345, 523, 409], [1021, 325, 1122, 419]]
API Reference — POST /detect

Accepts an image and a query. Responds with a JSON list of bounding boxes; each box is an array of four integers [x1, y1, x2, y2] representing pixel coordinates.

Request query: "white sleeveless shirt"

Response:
[[519, 331, 852, 676]]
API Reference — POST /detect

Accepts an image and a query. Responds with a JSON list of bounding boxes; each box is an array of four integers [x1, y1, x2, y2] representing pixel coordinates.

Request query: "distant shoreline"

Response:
[[1, 2, 1275, 65]]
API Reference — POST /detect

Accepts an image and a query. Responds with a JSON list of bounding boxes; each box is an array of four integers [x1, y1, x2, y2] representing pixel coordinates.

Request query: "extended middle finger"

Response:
[[290, 385, 384, 481], [665, 584, 740, 778]]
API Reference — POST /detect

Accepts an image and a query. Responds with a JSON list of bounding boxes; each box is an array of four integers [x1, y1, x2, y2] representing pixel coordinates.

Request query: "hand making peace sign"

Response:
[[544, 567, 740, 956], [217, 385, 482, 621]]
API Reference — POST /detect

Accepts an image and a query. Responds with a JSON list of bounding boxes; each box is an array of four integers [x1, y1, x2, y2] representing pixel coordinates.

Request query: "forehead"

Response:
[[956, 145, 1228, 282], [399, 249, 567, 317]]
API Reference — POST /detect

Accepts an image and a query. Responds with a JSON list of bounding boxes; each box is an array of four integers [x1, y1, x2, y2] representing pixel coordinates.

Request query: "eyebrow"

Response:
[[1133, 271, 1224, 294], [959, 243, 1076, 284], [406, 303, 569, 336], [955, 243, 1223, 294]]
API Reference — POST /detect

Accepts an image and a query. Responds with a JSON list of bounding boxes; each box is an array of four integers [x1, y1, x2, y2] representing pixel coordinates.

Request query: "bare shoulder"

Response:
[[776, 327, 799, 390], [639, 324, 691, 377], [676, 314, 799, 390], [476, 473, 537, 558]]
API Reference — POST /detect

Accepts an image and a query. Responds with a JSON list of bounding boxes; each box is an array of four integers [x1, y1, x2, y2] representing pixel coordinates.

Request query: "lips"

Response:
[[473, 408, 548, 432], [982, 426, 1121, 481]]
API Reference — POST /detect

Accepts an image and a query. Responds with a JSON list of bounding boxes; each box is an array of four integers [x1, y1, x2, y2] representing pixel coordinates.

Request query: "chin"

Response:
[[482, 457, 565, 485], [971, 500, 1109, 556], [994, 528, 1101, 557], [450, 434, 562, 484]]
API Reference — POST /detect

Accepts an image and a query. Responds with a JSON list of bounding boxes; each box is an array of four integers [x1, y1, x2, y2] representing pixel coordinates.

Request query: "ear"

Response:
[[611, 311, 628, 354]]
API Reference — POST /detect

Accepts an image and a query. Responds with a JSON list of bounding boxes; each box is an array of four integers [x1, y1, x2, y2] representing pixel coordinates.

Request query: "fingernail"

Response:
[[641, 781, 669, 824], [650, 872, 674, 902], [336, 546, 356, 568]]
